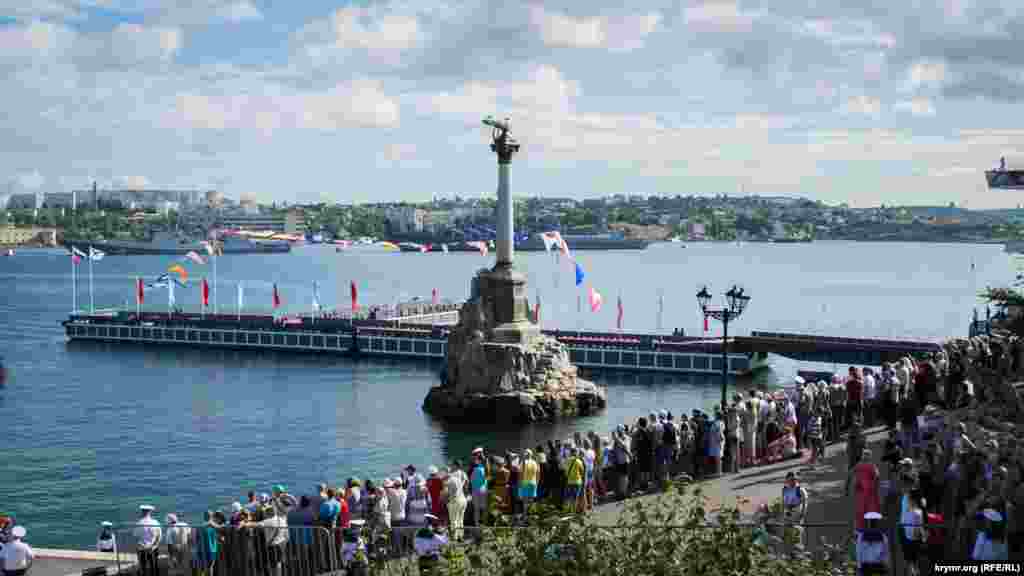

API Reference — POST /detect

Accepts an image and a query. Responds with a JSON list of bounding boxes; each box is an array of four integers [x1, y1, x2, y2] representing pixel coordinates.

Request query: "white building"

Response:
[[385, 206, 425, 233]]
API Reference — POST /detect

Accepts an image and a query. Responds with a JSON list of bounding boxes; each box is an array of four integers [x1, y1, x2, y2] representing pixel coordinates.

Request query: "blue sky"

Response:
[[2, 0, 1024, 208]]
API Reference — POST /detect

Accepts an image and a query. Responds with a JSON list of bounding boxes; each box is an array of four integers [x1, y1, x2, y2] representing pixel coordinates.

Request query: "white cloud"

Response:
[[840, 95, 882, 117], [530, 7, 606, 49], [906, 60, 947, 90], [529, 7, 662, 52], [109, 23, 183, 65], [118, 175, 151, 188], [0, 20, 76, 64], [798, 19, 896, 49], [683, 2, 756, 34], [218, 1, 263, 22], [895, 98, 937, 117], [295, 6, 420, 67], [169, 78, 401, 134], [378, 143, 418, 166]]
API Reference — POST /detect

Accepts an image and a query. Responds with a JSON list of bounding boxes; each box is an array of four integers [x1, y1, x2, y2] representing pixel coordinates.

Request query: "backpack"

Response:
[[926, 512, 944, 545], [663, 422, 677, 446]]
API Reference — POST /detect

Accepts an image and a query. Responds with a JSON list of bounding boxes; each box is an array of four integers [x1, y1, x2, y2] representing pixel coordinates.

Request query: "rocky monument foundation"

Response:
[[423, 269, 606, 423], [422, 116, 606, 423]]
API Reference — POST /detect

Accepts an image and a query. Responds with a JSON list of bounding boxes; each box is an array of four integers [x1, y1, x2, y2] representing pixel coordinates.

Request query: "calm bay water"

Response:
[[0, 241, 1012, 547]]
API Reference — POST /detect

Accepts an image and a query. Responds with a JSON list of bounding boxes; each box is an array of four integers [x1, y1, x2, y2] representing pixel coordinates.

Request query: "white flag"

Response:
[[72, 246, 87, 258], [168, 277, 176, 307], [88, 247, 105, 261], [312, 281, 321, 311], [237, 282, 244, 310]]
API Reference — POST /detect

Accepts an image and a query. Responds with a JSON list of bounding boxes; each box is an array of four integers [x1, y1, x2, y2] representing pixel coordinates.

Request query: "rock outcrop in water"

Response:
[[423, 270, 606, 424]]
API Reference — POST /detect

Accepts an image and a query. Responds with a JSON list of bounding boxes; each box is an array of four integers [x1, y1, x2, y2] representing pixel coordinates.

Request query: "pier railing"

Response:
[[88, 519, 945, 576]]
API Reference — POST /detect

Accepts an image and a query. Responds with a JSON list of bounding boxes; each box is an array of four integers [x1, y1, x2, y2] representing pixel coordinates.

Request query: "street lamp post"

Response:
[[698, 285, 751, 410]]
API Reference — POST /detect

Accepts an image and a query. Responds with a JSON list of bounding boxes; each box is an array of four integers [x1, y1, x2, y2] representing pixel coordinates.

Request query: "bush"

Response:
[[372, 485, 856, 576]]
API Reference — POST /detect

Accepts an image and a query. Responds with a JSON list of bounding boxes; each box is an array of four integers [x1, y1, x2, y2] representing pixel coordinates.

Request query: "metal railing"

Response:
[[76, 519, 971, 576]]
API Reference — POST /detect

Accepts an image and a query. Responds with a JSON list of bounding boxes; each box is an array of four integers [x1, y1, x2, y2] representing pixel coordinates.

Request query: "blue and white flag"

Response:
[[88, 247, 105, 261], [575, 261, 585, 287]]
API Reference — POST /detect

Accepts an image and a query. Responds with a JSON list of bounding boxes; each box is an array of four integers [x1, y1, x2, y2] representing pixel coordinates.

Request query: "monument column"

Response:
[[481, 117, 531, 342], [487, 116, 519, 269]]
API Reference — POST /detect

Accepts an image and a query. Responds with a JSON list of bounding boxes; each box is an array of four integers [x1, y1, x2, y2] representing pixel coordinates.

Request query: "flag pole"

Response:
[[88, 244, 95, 314], [168, 276, 174, 319], [576, 293, 582, 331], [71, 250, 77, 313], [237, 281, 242, 321], [136, 277, 141, 317], [213, 243, 217, 315], [201, 277, 205, 320]]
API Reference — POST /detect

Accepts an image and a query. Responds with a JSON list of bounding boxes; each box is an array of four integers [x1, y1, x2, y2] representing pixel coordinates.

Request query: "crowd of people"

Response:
[[7, 347, 1022, 576], [755, 355, 1022, 574]]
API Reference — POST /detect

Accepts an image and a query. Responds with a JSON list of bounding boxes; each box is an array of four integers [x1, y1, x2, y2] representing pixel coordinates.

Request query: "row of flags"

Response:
[[539, 231, 625, 330]]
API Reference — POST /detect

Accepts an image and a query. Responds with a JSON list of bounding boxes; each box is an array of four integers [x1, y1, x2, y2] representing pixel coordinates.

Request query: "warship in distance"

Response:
[[986, 156, 1024, 190], [516, 230, 649, 251], [64, 231, 290, 255]]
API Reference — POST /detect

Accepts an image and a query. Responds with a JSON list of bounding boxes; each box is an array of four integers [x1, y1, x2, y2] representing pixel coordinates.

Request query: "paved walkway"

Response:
[[587, 425, 899, 568]]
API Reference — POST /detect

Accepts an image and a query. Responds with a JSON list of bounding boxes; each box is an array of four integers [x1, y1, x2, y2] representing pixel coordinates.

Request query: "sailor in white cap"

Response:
[[96, 521, 117, 553], [855, 512, 889, 575], [972, 508, 1008, 561], [133, 505, 162, 576], [1, 526, 32, 576]]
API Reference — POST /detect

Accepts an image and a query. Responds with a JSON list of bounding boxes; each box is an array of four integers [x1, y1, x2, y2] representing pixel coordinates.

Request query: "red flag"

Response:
[[432, 288, 439, 305], [616, 295, 623, 330], [350, 281, 358, 311], [273, 283, 281, 309], [136, 277, 144, 305], [704, 315, 709, 332], [202, 278, 210, 308]]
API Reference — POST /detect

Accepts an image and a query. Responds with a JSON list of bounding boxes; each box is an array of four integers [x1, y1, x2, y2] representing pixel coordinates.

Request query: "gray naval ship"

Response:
[[65, 231, 291, 255], [516, 231, 649, 251]]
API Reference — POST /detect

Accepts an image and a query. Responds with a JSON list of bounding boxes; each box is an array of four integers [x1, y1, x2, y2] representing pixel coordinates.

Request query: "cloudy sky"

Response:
[[2, 0, 1023, 208]]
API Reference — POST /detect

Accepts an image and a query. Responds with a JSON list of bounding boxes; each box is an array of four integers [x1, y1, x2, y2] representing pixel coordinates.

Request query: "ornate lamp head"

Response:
[[696, 286, 712, 312]]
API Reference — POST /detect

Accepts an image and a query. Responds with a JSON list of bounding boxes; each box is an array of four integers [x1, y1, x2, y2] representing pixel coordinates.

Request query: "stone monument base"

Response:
[[422, 267, 607, 424]]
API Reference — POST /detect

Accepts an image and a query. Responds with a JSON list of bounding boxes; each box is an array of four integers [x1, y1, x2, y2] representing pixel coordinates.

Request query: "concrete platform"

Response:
[[32, 549, 135, 576]]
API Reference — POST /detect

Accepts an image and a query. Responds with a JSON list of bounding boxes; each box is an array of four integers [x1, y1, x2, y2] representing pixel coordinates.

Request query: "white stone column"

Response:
[[497, 162, 513, 266]]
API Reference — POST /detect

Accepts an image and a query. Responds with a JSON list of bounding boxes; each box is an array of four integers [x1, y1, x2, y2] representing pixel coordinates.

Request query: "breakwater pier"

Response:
[[61, 305, 942, 376]]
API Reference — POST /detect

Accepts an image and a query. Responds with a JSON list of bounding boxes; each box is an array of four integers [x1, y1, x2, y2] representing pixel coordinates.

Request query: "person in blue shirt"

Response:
[[470, 449, 488, 526], [319, 487, 341, 529]]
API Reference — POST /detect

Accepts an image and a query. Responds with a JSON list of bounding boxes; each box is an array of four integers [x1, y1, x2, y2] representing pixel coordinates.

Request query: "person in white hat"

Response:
[[855, 512, 889, 575], [164, 513, 191, 573], [133, 505, 162, 576], [96, 521, 117, 553], [972, 508, 1008, 561], [1, 526, 32, 576]]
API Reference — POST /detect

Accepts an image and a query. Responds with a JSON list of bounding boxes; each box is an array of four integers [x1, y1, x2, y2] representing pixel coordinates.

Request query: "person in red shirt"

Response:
[[336, 491, 351, 529], [846, 366, 864, 428]]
